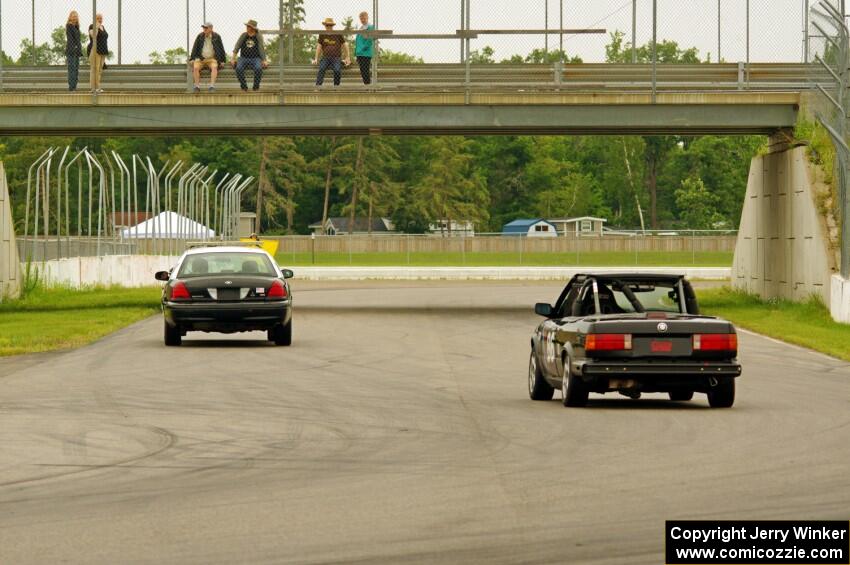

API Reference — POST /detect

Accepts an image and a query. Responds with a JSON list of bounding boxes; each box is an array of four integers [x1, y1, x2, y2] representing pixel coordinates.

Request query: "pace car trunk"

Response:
[[584, 314, 735, 360], [180, 275, 280, 302]]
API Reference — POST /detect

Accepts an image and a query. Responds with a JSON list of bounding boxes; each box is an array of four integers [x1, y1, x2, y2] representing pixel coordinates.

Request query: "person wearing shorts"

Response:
[[190, 22, 226, 93]]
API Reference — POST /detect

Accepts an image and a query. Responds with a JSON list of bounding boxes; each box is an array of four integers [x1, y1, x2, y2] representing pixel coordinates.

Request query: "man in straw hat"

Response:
[[232, 19, 268, 92], [312, 17, 351, 87]]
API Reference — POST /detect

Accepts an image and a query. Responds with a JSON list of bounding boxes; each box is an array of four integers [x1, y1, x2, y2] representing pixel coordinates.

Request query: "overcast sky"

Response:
[[2, 1, 824, 64]]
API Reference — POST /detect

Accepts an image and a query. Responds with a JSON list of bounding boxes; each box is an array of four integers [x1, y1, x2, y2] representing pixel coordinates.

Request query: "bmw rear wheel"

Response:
[[707, 378, 735, 408], [528, 348, 554, 400], [562, 356, 589, 407]]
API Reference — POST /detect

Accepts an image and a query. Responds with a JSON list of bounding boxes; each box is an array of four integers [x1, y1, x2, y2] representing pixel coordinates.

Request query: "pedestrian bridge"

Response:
[[0, 63, 809, 136]]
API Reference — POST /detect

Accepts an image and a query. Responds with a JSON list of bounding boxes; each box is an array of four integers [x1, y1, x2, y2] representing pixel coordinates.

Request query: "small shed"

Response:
[[309, 217, 395, 236], [428, 220, 475, 237], [239, 212, 257, 238], [547, 216, 607, 237], [501, 219, 558, 237]]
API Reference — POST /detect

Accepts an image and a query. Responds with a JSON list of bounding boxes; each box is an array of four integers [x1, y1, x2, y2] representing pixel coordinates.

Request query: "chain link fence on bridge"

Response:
[[0, 1, 816, 75]]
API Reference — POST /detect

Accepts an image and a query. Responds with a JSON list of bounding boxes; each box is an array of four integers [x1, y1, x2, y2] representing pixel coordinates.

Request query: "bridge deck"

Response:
[[0, 64, 805, 136]]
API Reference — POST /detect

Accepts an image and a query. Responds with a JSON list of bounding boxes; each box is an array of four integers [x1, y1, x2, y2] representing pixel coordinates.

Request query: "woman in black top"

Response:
[[65, 11, 82, 91], [87, 13, 109, 93]]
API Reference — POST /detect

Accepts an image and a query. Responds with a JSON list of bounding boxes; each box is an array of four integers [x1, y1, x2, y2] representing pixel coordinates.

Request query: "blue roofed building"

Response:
[[501, 218, 558, 237]]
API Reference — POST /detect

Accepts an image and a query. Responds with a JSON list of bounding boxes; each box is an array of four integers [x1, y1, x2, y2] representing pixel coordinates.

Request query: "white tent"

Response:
[[121, 211, 215, 239]]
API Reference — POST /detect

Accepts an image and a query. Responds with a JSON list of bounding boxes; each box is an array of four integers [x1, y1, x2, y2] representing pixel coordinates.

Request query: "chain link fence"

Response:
[[0, 0, 815, 68], [265, 231, 737, 267], [807, 0, 849, 277]]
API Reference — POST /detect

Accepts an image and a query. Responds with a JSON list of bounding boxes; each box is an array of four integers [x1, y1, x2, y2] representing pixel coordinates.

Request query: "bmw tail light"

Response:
[[693, 333, 737, 352], [170, 281, 191, 301], [585, 333, 632, 351], [268, 280, 287, 299]]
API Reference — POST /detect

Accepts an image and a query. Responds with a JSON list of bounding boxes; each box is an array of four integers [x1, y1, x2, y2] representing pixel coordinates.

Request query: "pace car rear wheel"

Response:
[[528, 348, 554, 401], [164, 321, 182, 346], [562, 356, 589, 407], [269, 319, 292, 346], [707, 378, 735, 408], [669, 391, 694, 401]]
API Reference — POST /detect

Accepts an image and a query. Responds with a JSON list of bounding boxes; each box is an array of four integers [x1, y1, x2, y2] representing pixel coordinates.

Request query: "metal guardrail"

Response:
[[0, 62, 820, 94]]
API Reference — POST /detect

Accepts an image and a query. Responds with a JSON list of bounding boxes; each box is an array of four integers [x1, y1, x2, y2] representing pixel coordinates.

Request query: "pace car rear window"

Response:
[[178, 252, 277, 278]]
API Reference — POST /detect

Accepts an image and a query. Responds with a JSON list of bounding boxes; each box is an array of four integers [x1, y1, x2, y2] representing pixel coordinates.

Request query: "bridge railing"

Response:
[[0, 62, 822, 93], [0, 0, 818, 94]]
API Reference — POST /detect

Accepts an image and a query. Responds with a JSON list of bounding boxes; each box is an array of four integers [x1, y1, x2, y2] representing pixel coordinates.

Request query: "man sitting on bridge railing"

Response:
[[190, 22, 227, 93], [231, 20, 268, 92], [313, 18, 351, 88]]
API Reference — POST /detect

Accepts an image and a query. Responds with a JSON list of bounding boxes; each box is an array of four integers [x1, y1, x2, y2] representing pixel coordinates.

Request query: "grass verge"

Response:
[[274, 251, 733, 267], [0, 287, 161, 357], [699, 287, 850, 361]]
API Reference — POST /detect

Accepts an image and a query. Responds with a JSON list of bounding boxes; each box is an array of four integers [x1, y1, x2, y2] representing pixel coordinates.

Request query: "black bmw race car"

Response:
[[155, 246, 294, 346], [529, 273, 741, 408]]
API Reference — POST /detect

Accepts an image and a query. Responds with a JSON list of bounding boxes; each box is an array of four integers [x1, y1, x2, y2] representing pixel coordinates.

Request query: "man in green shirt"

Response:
[[355, 12, 375, 85]]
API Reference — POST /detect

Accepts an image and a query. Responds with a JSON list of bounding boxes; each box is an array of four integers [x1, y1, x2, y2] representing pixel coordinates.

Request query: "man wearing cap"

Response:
[[312, 18, 351, 87], [232, 20, 268, 92], [189, 22, 226, 93]]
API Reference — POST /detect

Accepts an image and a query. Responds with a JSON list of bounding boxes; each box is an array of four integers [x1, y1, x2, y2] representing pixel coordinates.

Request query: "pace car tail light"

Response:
[[693, 333, 737, 352], [170, 281, 192, 301], [585, 333, 632, 351], [267, 280, 287, 299]]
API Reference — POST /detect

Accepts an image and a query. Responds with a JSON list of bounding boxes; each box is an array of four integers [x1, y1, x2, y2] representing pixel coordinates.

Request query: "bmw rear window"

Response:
[[178, 252, 277, 278]]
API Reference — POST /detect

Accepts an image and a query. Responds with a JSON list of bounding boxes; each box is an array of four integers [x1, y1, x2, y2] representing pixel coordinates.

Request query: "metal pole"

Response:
[[465, 0, 471, 90], [460, 0, 465, 63], [203, 0, 206, 24], [803, 0, 808, 62], [117, 0, 122, 64], [559, 0, 563, 56], [1, 0, 4, 91], [92, 0, 97, 85], [186, 0, 190, 58], [631, 0, 637, 63], [279, 0, 284, 92], [288, 0, 294, 64], [745, 0, 750, 87], [717, 0, 721, 62], [545, 0, 549, 54], [651, 0, 657, 103], [373, 0, 379, 84], [31, 0, 35, 65]]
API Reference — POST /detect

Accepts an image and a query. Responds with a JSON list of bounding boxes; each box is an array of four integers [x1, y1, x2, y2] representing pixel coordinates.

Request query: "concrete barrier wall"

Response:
[[0, 163, 21, 301], [830, 275, 850, 323], [732, 147, 838, 305], [37, 256, 179, 288], [34, 255, 731, 288]]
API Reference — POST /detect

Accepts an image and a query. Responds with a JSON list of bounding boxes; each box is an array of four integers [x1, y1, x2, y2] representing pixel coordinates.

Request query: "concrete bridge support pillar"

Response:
[[0, 162, 22, 301], [732, 144, 844, 318]]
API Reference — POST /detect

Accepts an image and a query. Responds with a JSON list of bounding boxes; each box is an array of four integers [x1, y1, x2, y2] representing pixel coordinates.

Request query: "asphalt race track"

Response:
[[1, 282, 848, 564]]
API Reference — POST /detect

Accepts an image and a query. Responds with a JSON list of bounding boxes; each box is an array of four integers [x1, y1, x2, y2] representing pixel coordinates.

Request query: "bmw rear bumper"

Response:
[[575, 359, 741, 392]]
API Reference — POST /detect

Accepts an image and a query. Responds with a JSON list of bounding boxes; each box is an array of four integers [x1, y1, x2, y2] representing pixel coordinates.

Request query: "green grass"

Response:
[[0, 287, 161, 357], [274, 251, 733, 267], [699, 287, 850, 361]]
